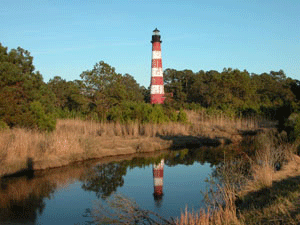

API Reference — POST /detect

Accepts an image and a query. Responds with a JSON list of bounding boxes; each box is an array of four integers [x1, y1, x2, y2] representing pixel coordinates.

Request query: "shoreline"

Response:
[[0, 135, 229, 178], [0, 136, 172, 177], [0, 116, 266, 178]]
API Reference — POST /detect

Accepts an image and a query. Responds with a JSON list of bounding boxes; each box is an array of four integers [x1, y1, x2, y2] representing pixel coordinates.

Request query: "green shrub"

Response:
[[284, 113, 300, 142], [29, 101, 56, 132], [107, 102, 174, 124], [148, 105, 169, 124], [0, 120, 9, 131], [169, 111, 178, 122], [294, 116, 300, 140], [177, 109, 188, 123], [297, 144, 300, 155]]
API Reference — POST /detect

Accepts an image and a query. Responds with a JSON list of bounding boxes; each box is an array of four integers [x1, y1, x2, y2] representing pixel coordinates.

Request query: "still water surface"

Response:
[[0, 148, 228, 224]]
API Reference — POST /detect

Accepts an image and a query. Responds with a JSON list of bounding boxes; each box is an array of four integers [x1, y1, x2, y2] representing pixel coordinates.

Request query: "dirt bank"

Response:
[[0, 115, 267, 177]]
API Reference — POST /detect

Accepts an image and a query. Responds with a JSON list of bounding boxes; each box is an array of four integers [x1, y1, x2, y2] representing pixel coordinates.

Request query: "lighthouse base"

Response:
[[150, 94, 165, 104]]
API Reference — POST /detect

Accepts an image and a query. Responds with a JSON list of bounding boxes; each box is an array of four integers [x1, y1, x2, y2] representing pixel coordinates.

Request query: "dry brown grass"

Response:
[[0, 119, 189, 175], [0, 111, 266, 176], [186, 110, 262, 131], [176, 136, 300, 225], [176, 186, 242, 225], [186, 110, 266, 144]]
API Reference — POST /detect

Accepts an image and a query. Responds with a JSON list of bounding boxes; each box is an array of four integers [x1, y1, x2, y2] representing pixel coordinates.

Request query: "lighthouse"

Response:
[[150, 28, 165, 104], [153, 159, 164, 207]]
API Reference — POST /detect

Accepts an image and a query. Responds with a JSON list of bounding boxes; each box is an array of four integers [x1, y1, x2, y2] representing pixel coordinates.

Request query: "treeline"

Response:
[[0, 44, 300, 140], [164, 68, 300, 115], [163, 68, 300, 142]]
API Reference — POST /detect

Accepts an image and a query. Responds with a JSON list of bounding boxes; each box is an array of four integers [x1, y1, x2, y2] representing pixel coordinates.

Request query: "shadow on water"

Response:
[[2, 157, 34, 180], [0, 158, 97, 224], [157, 134, 232, 150], [0, 153, 167, 224], [0, 169, 56, 224]]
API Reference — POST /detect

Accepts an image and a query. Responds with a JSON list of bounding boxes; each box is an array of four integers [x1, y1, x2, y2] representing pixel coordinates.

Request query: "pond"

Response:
[[0, 146, 236, 224]]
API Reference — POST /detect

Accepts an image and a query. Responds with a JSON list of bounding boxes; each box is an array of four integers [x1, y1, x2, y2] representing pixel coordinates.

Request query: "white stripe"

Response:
[[151, 68, 163, 77], [153, 159, 164, 169], [151, 85, 165, 95], [152, 50, 162, 59], [154, 177, 163, 186]]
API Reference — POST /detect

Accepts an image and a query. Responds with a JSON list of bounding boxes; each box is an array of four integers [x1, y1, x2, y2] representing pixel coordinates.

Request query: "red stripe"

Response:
[[151, 77, 164, 85], [153, 169, 164, 177], [152, 59, 162, 68], [152, 42, 161, 51], [150, 94, 165, 104], [154, 186, 163, 195]]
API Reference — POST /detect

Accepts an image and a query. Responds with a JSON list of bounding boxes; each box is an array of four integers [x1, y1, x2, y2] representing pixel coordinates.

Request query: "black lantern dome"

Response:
[[151, 28, 162, 43]]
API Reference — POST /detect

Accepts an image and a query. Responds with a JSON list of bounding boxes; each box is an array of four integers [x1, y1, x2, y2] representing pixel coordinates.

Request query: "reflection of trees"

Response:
[[0, 177, 56, 224], [165, 146, 239, 167], [87, 194, 173, 225], [81, 162, 128, 199], [80, 147, 240, 201]]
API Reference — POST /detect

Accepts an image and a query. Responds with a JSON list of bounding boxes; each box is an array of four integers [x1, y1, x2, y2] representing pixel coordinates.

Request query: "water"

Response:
[[0, 147, 231, 225]]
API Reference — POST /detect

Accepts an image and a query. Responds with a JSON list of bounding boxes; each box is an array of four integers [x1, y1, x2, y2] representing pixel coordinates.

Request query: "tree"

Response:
[[48, 76, 89, 114], [164, 68, 188, 108], [0, 43, 56, 131], [121, 74, 144, 102], [80, 61, 144, 120]]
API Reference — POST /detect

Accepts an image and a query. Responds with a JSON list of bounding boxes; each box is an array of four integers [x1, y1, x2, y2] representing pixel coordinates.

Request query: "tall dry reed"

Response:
[[176, 183, 242, 225], [0, 119, 191, 174], [187, 110, 262, 132], [176, 130, 297, 225], [0, 110, 267, 176]]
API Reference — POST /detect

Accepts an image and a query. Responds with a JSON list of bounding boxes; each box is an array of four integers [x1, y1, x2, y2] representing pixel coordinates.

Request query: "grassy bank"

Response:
[[85, 131, 300, 225], [176, 131, 300, 225], [0, 111, 265, 177]]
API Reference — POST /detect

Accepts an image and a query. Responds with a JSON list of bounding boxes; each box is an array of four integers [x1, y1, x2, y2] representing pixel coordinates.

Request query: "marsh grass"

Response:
[[177, 131, 300, 225], [187, 110, 262, 131], [0, 110, 264, 176], [176, 183, 242, 225]]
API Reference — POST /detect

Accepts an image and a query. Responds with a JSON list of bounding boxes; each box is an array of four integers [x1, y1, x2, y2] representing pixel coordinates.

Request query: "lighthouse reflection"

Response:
[[152, 159, 164, 208]]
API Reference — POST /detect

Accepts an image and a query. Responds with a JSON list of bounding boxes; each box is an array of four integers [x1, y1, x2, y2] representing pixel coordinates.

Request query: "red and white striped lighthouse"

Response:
[[150, 28, 165, 104], [153, 159, 164, 204]]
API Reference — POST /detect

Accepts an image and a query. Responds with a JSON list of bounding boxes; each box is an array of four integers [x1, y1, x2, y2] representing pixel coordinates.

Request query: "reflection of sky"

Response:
[[36, 181, 95, 225], [34, 162, 213, 224], [119, 162, 213, 219]]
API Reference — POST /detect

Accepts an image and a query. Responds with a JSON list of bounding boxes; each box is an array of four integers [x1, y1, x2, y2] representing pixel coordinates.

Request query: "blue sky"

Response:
[[1, 0, 299, 87]]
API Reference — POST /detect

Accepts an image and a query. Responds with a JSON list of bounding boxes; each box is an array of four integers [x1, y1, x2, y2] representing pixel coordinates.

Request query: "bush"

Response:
[[148, 105, 170, 124], [177, 109, 188, 123], [297, 144, 300, 156], [29, 101, 56, 132], [294, 116, 300, 138], [284, 113, 300, 142], [0, 120, 8, 131], [169, 111, 178, 122], [56, 108, 86, 119], [238, 106, 260, 117], [106, 102, 179, 124]]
